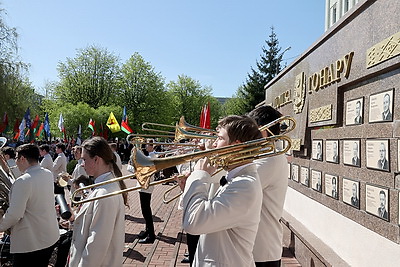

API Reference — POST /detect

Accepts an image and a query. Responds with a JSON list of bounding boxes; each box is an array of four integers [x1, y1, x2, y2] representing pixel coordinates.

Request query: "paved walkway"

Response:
[[121, 166, 301, 267]]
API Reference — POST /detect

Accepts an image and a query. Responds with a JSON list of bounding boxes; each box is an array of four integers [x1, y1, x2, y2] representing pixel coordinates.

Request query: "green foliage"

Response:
[[54, 45, 121, 108], [222, 88, 247, 116]]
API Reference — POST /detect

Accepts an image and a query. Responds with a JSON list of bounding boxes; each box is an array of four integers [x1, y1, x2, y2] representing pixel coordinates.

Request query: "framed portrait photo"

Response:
[[343, 139, 361, 167], [311, 169, 322, 192], [369, 89, 394, 123], [312, 139, 323, 161], [346, 97, 364, 125], [366, 139, 390, 172], [300, 166, 309, 186], [291, 164, 299, 182], [326, 139, 339, 164], [325, 173, 339, 199], [366, 184, 389, 221], [342, 178, 360, 209]]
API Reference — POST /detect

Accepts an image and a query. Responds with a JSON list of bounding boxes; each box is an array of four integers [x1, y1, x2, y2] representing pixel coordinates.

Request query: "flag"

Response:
[[121, 106, 133, 134], [16, 118, 26, 141], [204, 102, 211, 129], [36, 122, 44, 138], [199, 105, 205, 128], [106, 112, 121, 133], [44, 113, 51, 137], [31, 114, 40, 130], [58, 113, 65, 132], [0, 112, 8, 133], [76, 124, 82, 145], [13, 118, 20, 134], [24, 108, 31, 129], [88, 118, 95, 134]]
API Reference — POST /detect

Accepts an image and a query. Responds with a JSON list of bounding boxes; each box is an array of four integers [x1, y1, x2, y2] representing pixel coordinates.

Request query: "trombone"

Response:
[[162, 115, 296, 204], [71, 134, 292, 205]]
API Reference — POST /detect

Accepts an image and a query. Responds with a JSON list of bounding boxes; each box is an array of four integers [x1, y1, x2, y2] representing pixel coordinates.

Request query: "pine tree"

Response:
[[240, 26, 289, 112]]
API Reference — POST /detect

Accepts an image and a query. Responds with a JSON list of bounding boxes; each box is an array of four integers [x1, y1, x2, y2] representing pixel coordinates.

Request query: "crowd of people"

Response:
[[0, 105, 290, 267]]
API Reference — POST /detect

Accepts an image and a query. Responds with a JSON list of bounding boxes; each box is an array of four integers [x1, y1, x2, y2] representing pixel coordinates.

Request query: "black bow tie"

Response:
[[220, 176, 227, 186]]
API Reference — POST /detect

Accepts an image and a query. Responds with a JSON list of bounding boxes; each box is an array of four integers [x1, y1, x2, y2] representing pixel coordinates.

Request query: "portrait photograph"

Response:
[[369, 89, 394, 123], [312, 139, 323, 161], [342, 178, 360, 209], [343, 139, 361, 167], [346, 97, 363, 125], [366, 184, 389, 221], [326, 139, 339, 164], [287, 163, 291, 179], [325, 174, 339, 199], [311, 169, 322, 192], [366, 139, 390, 172], [300, 166, 309, 186], [291, 164, 299, 182]]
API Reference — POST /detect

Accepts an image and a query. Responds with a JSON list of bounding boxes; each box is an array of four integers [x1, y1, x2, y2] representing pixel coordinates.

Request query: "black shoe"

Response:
[[184, 252, 189, 257], [138, 231, 148, 239], [181, 256, 190, 263], [138, 236, 155, 244]]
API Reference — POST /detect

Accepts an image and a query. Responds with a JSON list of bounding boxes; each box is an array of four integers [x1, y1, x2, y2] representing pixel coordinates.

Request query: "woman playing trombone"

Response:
[[68, 137, 128, 267]]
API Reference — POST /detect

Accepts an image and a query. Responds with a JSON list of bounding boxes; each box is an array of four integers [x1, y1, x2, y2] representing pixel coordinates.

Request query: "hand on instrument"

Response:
[[194, 157, 217, 175], [175, 172, 190, 191]]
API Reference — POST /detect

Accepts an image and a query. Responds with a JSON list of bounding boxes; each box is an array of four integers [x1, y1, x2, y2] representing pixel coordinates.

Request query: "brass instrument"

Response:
[[142, 116, 216, 135], [71, 134, 292, 205], [56, 172, 70, 187]]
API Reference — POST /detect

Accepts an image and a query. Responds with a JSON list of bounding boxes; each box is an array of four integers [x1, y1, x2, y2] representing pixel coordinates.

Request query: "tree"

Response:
[[54, 45, 121, 108], [239, 26, 287, 112], [167, 75, 219, 128], [118, 52, 171, 133], [222, 88, 247, 116]]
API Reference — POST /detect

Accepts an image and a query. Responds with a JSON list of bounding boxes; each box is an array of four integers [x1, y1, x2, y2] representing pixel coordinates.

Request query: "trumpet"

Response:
[[71, 134, 292, 205]]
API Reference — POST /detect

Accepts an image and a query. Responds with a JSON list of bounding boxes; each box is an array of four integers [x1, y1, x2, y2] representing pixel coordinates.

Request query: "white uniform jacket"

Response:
[[69, 172, 125, 267], [182, 163, 262, 267], [40, 153, 53, 172], [0, 165, 59, 253], [53, 152, 67, 181], [253, 154, 288, 262]]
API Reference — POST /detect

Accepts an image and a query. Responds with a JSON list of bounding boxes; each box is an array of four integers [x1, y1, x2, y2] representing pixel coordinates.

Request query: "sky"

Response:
[[2, 0, 326, 98]]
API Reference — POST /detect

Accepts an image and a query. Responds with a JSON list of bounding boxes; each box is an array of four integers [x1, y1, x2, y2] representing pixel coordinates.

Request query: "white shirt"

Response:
[[0, 165, 59, 253], [182, 163, 262, 267], [253, 154, 288, 262], [53, 152, 68, 181], [40, 153, 53, 172]]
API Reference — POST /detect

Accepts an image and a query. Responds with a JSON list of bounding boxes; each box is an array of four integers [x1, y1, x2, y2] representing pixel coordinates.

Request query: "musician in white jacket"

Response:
[[69, 137, 127, 267], [181, 115, 263, 267], [248, 105, 288, 267], [0, 144, 59, 267]]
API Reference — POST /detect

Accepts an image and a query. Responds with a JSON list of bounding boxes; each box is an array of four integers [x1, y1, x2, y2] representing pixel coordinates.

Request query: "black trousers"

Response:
[[186, 233, 200, 266], [139, 192, 155, 238], [255, 260, 281, 267], [54, 230, 73, 267], [13, 242, 56, 267]]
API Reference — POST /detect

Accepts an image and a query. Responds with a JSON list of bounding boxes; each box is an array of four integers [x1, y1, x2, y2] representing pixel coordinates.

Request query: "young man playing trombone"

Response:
[[179, 115, 263, 267]]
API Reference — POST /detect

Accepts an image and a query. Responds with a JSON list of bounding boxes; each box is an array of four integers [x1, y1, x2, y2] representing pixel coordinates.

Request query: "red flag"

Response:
[[36, 123, 44, 137], [199, 105, 205, 128], [31, 114, 40, 130], [103, 124, 109, 140], [121, 120, 133, 134], [0, 112, 8, 133], [204, 102, 211, 129]]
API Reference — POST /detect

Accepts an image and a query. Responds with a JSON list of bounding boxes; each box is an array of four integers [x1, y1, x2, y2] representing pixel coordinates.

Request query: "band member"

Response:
[[0, 144, 59, 267], [180, 115, 263, 266], [53, 143, 68, 195], [69, 137, 128, 267], [248, 105, 288, 267]]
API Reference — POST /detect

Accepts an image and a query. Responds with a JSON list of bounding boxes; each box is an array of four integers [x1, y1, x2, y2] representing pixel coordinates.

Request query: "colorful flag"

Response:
[[106, 112, 121, 133], [204, 102, 211, 129], [88, 118, 95, 133], [36, 123, 44, 138], [24, 108, 31, 129], [199, 105, 205, 128], [17, 118, 26, 142], [31, 114, 40, 130], [121, 106, 133, 134], [44, 113, 51, 137], [13, 118, 20, 134]]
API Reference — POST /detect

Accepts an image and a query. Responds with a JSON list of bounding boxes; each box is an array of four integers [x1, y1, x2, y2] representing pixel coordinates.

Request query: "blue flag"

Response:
[[24, 108, 31, 129], [122, 106, 127, 122], [44, 112, 51, 136]]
